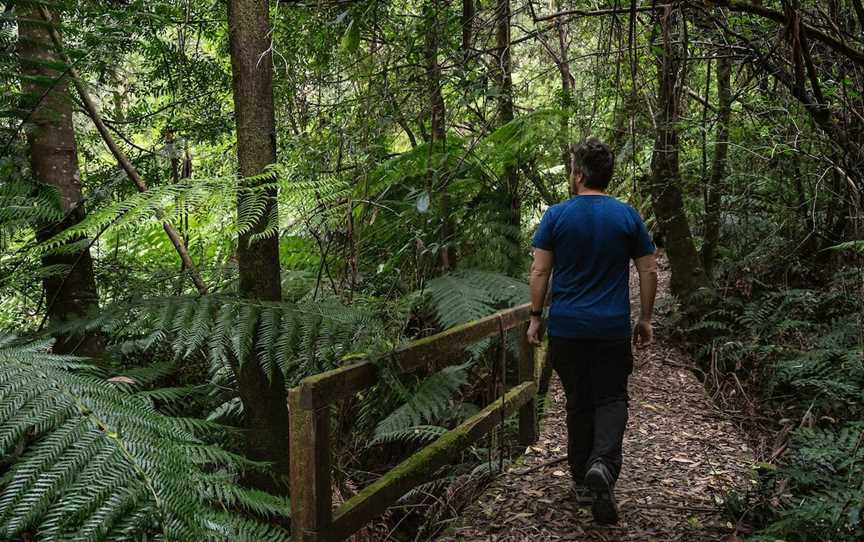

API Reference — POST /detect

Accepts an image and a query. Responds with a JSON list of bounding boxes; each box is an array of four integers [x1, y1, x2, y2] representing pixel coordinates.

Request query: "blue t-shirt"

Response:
[[531, 195, 655, 339]]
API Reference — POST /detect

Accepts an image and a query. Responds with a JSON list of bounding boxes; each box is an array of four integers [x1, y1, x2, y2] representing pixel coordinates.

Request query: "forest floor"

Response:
[[436, 257, 755, 541]]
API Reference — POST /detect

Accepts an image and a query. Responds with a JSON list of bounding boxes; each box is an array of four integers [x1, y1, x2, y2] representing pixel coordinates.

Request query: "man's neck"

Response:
[[577, 187, 606, 196]]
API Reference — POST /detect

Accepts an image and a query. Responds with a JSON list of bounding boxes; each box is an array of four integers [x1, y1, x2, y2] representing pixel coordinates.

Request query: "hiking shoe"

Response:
[[569, 482, 593, 506], [584, 462, 619, 524]]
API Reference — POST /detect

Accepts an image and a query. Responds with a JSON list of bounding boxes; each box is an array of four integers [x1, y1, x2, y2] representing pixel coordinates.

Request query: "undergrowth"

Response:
[[684, 265, 863, 541]]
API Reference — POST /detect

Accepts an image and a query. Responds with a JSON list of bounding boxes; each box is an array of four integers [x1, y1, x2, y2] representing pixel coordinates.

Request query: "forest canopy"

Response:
[[0, 0, 862, 540]]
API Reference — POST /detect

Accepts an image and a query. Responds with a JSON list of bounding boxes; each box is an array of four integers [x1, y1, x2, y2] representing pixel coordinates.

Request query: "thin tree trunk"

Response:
[[17, 7, 105, 358], [37, 6, 209, 296], [701, 55, 731, 278], [227, 0, 289, 493], [650, 6, 709, 298], [555, 6, 575, 178], [462, 0, 474, 60], [495, 0, 521, 275], [424, 0, 454, 270]]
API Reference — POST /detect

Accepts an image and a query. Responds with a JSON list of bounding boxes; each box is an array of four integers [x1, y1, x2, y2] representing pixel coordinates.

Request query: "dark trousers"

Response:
[[550, 336, 633, 483]]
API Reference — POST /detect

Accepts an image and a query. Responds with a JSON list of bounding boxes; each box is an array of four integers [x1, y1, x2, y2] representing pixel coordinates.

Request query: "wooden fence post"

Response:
[[517, 322, 538, 445], [289, 387, 332, 542]]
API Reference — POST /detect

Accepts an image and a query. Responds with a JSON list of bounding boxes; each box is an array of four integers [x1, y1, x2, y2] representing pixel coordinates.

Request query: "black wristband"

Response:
[[529, 309, 543, 317]]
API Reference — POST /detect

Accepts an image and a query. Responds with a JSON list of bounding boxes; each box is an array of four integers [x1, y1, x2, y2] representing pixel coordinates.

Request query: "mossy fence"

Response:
[[288, 303, 544, 541]]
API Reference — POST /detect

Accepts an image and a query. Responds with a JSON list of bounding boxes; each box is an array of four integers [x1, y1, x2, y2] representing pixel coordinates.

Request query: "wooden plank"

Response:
[[517, 323, 538, 446], [393, 303, 531, 374], [327, 381, 537, 542], [289, 389, 332, 542], [296, 361, 378, 410], [297, 303, 532, 409]]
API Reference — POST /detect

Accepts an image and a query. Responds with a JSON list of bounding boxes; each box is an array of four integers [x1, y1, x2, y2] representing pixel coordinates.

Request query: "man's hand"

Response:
[[634, 253, 657, 350], [527, 317, 543, 345], [632, 319, 653, 347]]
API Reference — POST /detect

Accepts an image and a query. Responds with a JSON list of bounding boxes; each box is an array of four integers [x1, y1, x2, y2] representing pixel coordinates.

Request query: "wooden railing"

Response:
[[288, 303, 544, 542]]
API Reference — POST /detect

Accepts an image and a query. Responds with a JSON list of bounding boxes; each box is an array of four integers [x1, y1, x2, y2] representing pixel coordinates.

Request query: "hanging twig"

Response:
[[38, 6, 209, 295]]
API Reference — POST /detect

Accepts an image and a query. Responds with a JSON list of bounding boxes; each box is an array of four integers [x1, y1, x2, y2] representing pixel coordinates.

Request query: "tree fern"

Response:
[[0, 333, 290, 541], [374, 362, 472, 439], [3, 164, 347, 274], [0, 180, 63, 244], [50, 294, 385, 390], [423, 269, 528, 330]]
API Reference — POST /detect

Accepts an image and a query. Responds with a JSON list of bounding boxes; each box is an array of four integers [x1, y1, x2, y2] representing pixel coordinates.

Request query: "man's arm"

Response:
[[633, 253, 658, 345], [527, 248, 553, 345]]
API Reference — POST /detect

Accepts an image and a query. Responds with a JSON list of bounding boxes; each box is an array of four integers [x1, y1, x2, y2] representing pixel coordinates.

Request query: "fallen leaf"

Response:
[[670, 456, 695, 464]]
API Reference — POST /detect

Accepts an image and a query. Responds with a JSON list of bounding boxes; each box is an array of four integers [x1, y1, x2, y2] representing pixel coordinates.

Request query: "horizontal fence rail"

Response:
[[288, 303, 546, 542]]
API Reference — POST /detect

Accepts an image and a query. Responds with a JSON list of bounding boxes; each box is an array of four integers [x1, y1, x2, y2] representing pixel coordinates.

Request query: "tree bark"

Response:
[[17, 6, 105, 358], [462, 0, 474, 60], [424, 0, 454, 270], [701, 55, 731, 278], [650, 6, 710, 298], [494, 0, 521, 275], [554, 5, 575, 179], [227, 0, 289, 493]]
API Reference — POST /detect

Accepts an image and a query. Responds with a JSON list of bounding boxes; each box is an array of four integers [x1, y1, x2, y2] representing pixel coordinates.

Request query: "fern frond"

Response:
[[370, 424, 448, 446], [374, 362, 471, 438], [0, 333, 290, 540], [423, 269, 528, 330]]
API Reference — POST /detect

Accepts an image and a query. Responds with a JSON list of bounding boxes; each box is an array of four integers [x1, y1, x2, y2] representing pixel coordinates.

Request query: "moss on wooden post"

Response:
[[287, 302, 543, 542], [328, 382, 536, 541], [517, 322, 538, 445], [289, 389, 332, 542]]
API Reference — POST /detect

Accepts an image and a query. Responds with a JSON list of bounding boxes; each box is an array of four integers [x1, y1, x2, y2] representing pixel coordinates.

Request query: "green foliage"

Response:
[[3, 0, 862, 538], [829, 240, 864, 254], [0, 333, 290, 541], [691, 272, 863, 541], [423, 269, 529, 330], [749, 423, 864, 542], [364, 269, 527, 453], [55, 294, 385, 390], [475, 109, 565, 175], [371, 424, 449, 446], [374, 362, 471, 439], [0, 179, 62, 244]]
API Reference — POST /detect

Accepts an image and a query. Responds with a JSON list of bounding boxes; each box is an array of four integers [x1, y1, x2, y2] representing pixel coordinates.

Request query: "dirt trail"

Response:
[[438, 259, 754, 541]]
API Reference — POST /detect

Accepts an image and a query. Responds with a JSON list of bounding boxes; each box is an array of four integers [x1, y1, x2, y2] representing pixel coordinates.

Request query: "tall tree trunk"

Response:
[[650, 6, 709, 298], [462, 0, 474, 61], [494, 0, 521, 275], [555, 6, 575, 179], [227, 0, 289, 493], [17, 7, 105, 358], [424, 0, 454, 270], [701, 55, 731, 278]]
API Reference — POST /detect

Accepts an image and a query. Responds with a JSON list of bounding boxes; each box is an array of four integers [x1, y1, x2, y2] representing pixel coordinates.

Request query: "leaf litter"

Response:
[[436, 260, 755, 541]]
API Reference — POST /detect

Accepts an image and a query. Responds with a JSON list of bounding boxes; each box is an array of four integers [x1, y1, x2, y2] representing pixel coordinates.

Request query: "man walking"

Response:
[[526, 138, 658, 524]]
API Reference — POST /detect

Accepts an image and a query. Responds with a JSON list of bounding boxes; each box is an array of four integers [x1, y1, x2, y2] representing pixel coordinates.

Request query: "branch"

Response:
[[686, 87, 716, 113], [714, 0, 864, 67], [38, 6, 209, 295], [533, 1, 864, 66], [532, 5, 663, 23]]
